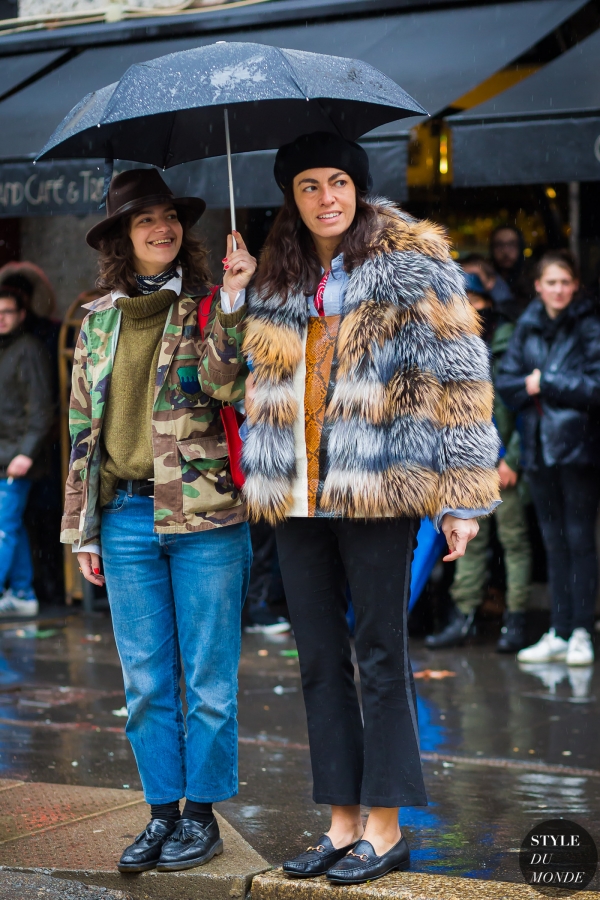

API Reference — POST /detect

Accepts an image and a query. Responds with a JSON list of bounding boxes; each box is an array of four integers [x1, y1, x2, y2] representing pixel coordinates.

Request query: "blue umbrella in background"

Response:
[[36, 41, 427, 239], [409, 519, 447, 612]]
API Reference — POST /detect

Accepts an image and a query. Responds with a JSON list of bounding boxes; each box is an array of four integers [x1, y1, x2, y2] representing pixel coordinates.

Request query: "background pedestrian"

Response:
[[489, 225, 533, 312], [0, 286, 53, 617], [497, 250, 600, 667]]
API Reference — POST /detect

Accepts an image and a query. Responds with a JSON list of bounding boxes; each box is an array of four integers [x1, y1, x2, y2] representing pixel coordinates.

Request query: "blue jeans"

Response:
[[101, 491, 251, 804], [0, 478, 34, 598]]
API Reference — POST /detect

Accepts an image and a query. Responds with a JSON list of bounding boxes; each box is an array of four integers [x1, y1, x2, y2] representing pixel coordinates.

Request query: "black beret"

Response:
[[274, 131, 372, 193]]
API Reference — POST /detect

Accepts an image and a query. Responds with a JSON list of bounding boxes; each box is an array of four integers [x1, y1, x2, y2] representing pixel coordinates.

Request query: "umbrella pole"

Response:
[[224, 108, 237, 251]]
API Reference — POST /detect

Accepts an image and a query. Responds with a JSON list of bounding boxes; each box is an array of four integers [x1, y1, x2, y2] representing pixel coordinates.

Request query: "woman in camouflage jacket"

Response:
[[62, 169, 256, 874]]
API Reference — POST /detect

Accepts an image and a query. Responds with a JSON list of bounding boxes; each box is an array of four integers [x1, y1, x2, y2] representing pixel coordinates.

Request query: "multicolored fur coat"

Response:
[[242, 200, 500, 524]]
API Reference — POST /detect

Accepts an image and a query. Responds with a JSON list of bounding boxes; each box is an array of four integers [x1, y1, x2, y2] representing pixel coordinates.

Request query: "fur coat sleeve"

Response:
[[242, 202, 501, 524]]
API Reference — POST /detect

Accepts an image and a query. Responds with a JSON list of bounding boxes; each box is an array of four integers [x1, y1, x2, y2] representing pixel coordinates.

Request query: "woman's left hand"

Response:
[[442, 515, 479, 561], [223, 231, 257, 302]]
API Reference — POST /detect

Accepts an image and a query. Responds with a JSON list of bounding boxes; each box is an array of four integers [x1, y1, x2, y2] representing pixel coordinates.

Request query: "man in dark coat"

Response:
[[490, 225, 533, 312], [0, 287, 53, 616]]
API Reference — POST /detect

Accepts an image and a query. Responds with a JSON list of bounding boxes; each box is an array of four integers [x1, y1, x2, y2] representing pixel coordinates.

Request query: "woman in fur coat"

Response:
[[241, 132, 500, 885]]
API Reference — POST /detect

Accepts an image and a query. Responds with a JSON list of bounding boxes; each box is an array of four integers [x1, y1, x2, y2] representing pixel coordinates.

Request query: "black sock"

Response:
[[150, 800, 180, 824], [182, 800, 214, 826]]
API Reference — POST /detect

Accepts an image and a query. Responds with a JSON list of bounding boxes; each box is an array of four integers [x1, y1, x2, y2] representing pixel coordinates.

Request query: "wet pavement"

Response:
[[0, 611, 598, 889], [0, 870, 133, 899]]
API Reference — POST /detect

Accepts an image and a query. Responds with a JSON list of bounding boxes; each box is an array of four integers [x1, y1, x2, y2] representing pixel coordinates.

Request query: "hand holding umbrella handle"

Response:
[[223, 231, 257, 302]]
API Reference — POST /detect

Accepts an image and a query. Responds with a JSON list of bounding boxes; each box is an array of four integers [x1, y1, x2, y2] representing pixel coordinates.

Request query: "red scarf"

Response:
[[313, 269, 330, 317]]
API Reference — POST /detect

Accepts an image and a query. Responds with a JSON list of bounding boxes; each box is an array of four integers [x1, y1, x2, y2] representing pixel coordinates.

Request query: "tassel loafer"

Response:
[[326, 836, 410, 884], [156, 817, 223, 871], [283, 834, 358, 878], [117, 818, 177, 872]]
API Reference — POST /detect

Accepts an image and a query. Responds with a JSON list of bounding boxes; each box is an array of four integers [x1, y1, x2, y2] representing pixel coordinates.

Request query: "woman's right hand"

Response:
[[77, 552, 105, 587], [223, 231, 257, 302]]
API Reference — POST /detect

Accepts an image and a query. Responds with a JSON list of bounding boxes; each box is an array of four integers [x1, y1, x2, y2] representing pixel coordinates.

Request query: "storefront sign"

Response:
[[0, 162, 108, 216]]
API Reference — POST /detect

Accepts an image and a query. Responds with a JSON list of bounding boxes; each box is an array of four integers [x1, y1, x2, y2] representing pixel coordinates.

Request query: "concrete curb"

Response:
[[251, 867, 600, 900], [0, 780, 270, 900], [2, 781, 597, 900]]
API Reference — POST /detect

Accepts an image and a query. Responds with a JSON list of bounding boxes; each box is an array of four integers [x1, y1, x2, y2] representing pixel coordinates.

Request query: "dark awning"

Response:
[[0, 49, 67, 98], [0, 140, 407, 215], [451, 28, 600, 185], [0, 0, 586, 162]]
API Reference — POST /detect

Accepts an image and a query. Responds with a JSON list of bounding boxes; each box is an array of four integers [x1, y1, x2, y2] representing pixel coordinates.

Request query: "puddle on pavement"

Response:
[[0, 614, 598, 886]]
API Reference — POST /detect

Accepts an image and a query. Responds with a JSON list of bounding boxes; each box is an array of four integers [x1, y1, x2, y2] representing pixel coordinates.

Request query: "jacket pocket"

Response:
[[176, 435, 228, 462], [176, 435, 236, 514]]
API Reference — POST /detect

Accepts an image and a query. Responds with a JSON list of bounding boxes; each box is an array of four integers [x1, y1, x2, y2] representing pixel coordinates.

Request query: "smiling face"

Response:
[[292, 168, 357, 248], [128, 202, 183, 276], [535, 262, 579, 319]]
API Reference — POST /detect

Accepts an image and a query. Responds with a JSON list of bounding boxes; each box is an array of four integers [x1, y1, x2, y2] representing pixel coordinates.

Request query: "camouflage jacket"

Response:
[[61, 289, 247, 546]]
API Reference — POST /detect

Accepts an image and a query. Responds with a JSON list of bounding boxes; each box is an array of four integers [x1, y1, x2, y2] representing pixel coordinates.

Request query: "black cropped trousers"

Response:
[[275, 517, 428, 808]]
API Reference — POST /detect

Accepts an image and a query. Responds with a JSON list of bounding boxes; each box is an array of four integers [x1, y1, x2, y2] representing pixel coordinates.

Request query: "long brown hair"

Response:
[[96, 213, 212, 297], [253, 185, 380, 300]]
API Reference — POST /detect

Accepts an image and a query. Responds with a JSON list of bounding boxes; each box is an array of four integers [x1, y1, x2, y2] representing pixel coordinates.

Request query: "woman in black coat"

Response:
[[497, 250, 600, 667]]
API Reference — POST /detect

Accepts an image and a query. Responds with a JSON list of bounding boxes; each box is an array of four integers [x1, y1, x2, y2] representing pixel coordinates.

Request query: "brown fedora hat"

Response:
[[86, 168, 206, 250]]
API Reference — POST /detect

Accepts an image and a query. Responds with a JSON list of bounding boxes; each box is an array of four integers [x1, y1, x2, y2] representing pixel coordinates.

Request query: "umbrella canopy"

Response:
[[37, 41, 426, 166]]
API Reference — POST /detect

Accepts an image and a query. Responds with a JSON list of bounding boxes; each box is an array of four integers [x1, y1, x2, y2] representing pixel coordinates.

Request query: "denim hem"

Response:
[[144, 792, 185, 804], [184, 789, 238, 803]]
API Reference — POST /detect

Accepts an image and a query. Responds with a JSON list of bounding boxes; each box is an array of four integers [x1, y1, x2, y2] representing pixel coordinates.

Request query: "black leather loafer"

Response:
[[117, 818, 177, 872], [156, 817, 223, 872], [283, 834, 358, 878], [326, 836, 410, 884]]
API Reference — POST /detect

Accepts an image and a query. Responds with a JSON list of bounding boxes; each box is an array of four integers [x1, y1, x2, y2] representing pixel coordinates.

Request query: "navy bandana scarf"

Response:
[[135, 264, 179, 295]]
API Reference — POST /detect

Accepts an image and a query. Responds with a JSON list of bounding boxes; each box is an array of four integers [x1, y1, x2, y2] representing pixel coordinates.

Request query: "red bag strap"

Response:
[[198, 285, 221, 339]]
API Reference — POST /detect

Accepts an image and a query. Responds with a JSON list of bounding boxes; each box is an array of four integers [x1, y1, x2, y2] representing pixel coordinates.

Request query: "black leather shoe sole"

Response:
[[283, 867, 327, 879], [327, 856, 409, 884], [117, 858, 160, 873], [156, 838, 223, 871]]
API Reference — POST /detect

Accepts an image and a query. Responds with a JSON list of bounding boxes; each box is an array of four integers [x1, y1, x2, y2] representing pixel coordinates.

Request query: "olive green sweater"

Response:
[[99, 290, 175, 507]]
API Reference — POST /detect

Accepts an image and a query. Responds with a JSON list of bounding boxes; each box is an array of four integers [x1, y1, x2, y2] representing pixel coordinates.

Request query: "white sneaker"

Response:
[[517, 629, 568, 663], [0, 591, 39, 617], [566, 628, 594, 667]]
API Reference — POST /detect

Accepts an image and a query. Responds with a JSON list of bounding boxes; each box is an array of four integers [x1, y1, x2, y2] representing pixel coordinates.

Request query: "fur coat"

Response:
[[242, 201, 501, 524]]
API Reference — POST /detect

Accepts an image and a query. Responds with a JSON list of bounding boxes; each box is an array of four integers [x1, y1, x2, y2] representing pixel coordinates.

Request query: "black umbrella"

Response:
[[37, 41, 426, 237]]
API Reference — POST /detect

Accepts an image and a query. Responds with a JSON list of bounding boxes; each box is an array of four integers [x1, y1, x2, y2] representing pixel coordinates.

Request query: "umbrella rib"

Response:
[[273, 46, 310, 102], [273, 48, 348, 137]]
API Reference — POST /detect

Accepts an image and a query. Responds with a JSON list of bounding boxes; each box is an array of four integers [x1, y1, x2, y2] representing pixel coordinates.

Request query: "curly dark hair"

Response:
[[253, 185, 381, 301], [95, 213, 212, 297]]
